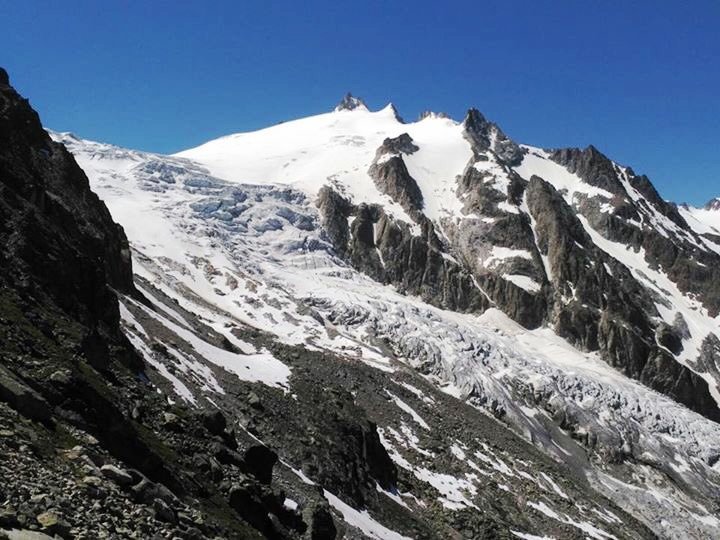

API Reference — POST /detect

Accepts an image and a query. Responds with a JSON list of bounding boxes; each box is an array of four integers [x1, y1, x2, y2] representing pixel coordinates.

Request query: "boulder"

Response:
[[200, 409, 226, 436], [100, 464, 134, 486], [309, 502, 336, 540], [153, 498, 177, 524], [35, 511, 71, 538], [242, 445, 278, 485], [0, 365, 51, 423]]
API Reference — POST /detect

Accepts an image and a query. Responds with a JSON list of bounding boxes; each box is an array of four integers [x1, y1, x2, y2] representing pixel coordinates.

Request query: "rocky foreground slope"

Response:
[[1, 72, 719, 539]]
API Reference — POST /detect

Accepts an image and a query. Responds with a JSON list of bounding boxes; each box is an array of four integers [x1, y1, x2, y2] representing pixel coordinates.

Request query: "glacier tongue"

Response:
[[51, 128, 720, 539]]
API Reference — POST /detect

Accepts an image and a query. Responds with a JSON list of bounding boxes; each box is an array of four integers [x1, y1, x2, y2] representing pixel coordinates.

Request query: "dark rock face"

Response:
[[523, 176, 720, 420], [552, 146, 720, 314], [377, 132, 418, 155], [0, 72, 134, 327], [227, 480, 293, 539], [0, 68, 167, 443], [550, 146, 720, 318], [551, 146, 626, 196], [309, 503, 337, 540], [453, 161, 550, 327], [200, 409, 227, 436], [242, 444, 278, 485], [0, 71, 141, 383], [657, 323, 684, 355], [317, 186, 490, 314], [316, 186, 352, 253], [696, 334, 720, 390], [261, 362, 398, 508]]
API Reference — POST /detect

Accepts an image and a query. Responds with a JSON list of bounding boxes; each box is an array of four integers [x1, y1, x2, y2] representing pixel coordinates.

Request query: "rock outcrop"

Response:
[[463, 108, 524, 166], [334, 92, 366, 112], [705, 197, 720, 211]]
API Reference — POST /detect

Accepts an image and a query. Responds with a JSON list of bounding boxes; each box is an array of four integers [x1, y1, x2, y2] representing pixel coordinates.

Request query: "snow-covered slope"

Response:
[[52, 110, 720, 539], [176, 105, 471, 224], [680, 198, 720, 238], [177, 103, 720, 417]]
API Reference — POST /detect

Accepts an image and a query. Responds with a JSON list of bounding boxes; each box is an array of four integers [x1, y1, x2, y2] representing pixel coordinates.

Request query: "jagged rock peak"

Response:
[[0, 67, 8, 86], [334, 92, 367, 112], [550, 145, 625, 195], [418, 110, 451, 121], [705, 197, 720, 211], [550, 144, 610, 166], [463, 107, 491, 134], [462, 108, 524, 166]]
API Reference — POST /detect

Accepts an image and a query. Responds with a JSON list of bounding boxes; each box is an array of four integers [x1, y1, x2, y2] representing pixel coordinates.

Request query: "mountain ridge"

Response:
[[175, 95, 720, 420]]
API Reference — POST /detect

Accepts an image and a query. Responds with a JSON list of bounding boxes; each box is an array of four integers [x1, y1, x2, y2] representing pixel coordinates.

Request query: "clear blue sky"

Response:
[[3, 1, 718, 204]]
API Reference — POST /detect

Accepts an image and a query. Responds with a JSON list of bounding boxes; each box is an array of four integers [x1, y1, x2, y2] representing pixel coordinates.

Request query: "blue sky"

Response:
[[3, 1, 718, 204]]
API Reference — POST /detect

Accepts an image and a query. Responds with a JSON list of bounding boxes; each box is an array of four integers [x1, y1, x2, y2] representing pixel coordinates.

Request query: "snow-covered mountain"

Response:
[[174, 96, 720, 418], [40, 93, 720, 539], [680, 198, 720, 239], [706, 198, 720, 212]]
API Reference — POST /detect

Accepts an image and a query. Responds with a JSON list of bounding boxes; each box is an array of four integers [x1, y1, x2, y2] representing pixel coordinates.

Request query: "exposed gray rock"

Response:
[[0, 366, 51, 423], [153, 498, 177, 524], [462, 108, 524, 166], [418, 110, 450, 120], [657, 323, 683, 354], [524, 175, 720, 420], [334, 93, 366, 112], [316, 186, 352, 257], [99, 464, 133, 486], [367, 134, 423, 219], [35, 511, 70, 538], [3, 530, 56, 540], [130, 478, 179, 507], [551, 145, 626, 196]]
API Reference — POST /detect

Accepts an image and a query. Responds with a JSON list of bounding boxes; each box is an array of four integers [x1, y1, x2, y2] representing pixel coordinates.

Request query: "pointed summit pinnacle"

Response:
[[705, 197, 720, 211], [334, 92, 367, 112], [462, 108, 524, 166]]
